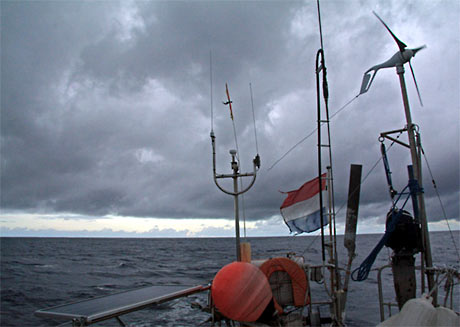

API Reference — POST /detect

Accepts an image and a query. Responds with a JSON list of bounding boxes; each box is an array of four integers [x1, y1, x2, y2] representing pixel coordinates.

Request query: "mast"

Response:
[[396, 64, 435, 302]]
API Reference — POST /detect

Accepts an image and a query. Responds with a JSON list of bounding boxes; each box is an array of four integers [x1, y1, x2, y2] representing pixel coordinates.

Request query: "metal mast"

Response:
[[315, 0, 341, 324], [396, 63, 435, 300]]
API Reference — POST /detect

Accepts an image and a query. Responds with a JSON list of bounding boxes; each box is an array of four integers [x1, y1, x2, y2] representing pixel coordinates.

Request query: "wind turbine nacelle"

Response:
[[367, 45, 426, 73], [360, 45, 426, 96], [361, 12, 426, 106]]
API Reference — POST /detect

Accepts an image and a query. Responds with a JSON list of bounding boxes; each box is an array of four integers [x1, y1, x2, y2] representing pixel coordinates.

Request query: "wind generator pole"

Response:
[[359, 11, 435, 303], [396, 64, 435, 301]]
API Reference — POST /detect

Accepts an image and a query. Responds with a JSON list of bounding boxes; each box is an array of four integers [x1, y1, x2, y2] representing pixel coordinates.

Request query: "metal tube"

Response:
[[380, 127, 407, 136], [382, 135, 410, 149], [234, 184, 241, 262], [377, 264, 392, 322], [232, 152, 241, 261], [396, 65, 435, 304]]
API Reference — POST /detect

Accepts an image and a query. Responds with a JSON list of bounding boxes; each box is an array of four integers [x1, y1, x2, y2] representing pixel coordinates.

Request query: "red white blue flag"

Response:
[[280, 173, 328, 234]]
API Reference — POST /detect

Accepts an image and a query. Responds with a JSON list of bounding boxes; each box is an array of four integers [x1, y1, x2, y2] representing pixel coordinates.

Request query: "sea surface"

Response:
[[1, 231, 459, 326]]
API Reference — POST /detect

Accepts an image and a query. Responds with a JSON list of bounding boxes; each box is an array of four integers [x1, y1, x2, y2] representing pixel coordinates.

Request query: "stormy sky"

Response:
[[1, 0, 459, 237]]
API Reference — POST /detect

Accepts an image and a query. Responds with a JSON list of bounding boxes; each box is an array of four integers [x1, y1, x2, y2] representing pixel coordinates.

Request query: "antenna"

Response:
[[210, 51, 214, 132]]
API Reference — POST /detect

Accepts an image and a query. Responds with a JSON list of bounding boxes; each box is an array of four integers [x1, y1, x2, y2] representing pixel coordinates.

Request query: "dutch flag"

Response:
[[280, 173, 328, 234]]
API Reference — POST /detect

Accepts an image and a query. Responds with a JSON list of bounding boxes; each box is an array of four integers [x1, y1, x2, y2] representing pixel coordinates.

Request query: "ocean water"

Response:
[[1, 232, 459, 326]]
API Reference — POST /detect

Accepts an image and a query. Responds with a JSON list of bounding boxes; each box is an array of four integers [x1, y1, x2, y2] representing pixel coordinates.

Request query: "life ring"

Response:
[[259, 257, 309, 313]]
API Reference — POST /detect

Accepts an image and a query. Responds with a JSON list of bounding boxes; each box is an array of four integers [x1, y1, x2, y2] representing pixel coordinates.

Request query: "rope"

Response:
[[335, 132, 402, 218], [301, 229, 322, 256], [420, 143, 460, 263], [299, 132, 401, 259], [267, 95, 359, 171]]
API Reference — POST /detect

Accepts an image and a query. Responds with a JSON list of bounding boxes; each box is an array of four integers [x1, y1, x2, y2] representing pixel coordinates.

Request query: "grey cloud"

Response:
[[1, 1, 458, 228]]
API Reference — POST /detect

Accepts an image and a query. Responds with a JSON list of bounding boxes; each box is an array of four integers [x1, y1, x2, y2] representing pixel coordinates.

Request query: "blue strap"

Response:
[[351, 211, 399, 281], [351, 184, 413, 282]]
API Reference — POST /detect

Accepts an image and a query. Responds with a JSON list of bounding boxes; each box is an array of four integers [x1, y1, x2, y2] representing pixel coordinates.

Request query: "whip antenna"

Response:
[[210, 51, 214, 132], [317, 0, 325, 51], [249, 83, 259, 155]]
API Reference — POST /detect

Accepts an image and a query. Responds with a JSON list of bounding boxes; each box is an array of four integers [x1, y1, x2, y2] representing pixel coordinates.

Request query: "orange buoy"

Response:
[[211, 261, 272, 322]]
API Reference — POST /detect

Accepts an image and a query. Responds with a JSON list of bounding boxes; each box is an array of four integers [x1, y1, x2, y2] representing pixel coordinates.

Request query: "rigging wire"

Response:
[[236, 84, 262, 240], [250, 83, 259, 155], [228, 89, 246, 238], [301, 133, 402, 257], [420, 144, 460, 263], [268, 94, 359, 171], [242, 83, 259, 240], [225, 85, 247, 239], [231, 118, 240, 163], [335, 132, 402, 217]]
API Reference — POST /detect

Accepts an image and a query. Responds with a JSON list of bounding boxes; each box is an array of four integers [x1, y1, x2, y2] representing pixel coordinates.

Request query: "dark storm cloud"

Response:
[[1, 1, 458, 228]]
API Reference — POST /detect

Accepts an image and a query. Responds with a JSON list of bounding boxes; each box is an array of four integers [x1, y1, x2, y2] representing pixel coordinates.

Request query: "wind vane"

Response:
[[223, 83, 234, 120]]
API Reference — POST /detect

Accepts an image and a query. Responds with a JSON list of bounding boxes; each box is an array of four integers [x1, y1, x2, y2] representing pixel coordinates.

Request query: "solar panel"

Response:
[[35, 284, 210, 325]]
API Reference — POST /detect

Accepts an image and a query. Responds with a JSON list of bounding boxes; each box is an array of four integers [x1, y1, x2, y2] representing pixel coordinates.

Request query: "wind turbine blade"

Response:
[[373, 11, 407, 52], [412, 45, 427, 56], [409, 61, 423, 107]]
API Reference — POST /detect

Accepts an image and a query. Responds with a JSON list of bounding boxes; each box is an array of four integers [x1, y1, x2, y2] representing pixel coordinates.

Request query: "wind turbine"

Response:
[[359, 11, 425, 107], [360, 11, 436, 304]]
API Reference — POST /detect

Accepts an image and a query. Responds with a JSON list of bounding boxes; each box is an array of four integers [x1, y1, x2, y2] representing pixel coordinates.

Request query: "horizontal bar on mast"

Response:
[[381, 135, 410, 148], [215, 172, 255, 179], [380, 127, 407, 136]]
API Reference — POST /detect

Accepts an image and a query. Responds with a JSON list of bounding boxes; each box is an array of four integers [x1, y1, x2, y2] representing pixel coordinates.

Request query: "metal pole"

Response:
[[316, 49, 326, 263], [232, 155, 241, 261], [229, 150, 241, 262], [396, 64, 435, 303]]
